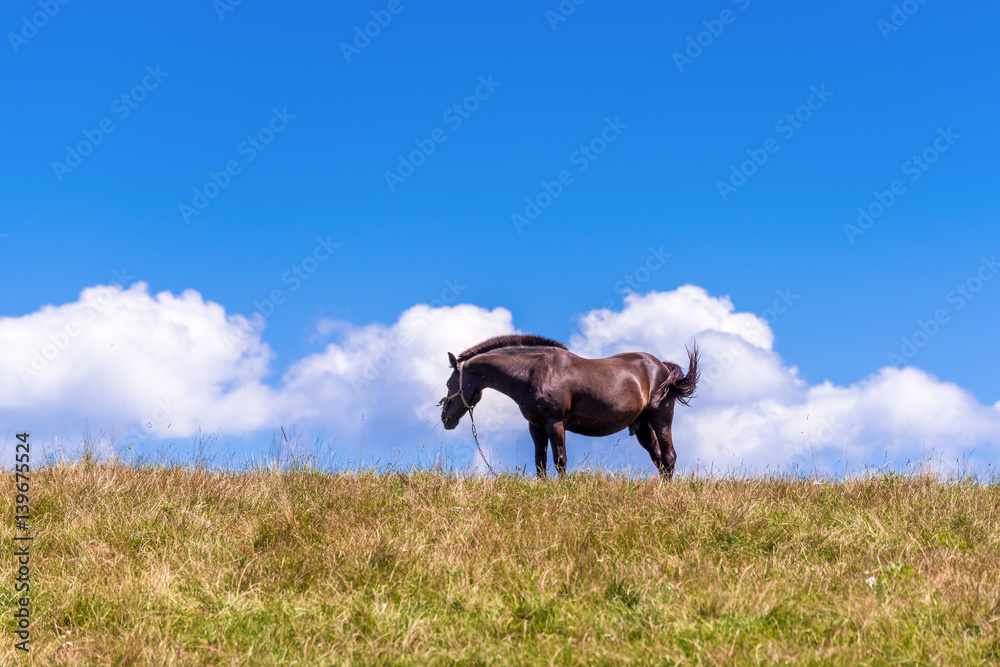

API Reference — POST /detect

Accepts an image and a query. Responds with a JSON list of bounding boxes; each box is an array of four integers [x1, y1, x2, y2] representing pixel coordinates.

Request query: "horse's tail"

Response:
[[657, 343, 699, 406]]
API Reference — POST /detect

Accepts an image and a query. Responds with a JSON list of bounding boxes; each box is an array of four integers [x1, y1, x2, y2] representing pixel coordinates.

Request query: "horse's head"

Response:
[[438, 352, 482, 429]]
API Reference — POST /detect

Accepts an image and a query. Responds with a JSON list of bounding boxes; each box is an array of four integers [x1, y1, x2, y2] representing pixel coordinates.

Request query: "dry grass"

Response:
[[3, 462, 1000, 665]]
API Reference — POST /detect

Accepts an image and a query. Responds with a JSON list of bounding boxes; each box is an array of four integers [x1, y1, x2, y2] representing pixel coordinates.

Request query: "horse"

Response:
[[438, 334, 699, 479]]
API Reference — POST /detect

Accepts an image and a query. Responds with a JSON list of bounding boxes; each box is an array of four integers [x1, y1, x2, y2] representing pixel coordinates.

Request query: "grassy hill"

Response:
[[3, 463, 999, 665]]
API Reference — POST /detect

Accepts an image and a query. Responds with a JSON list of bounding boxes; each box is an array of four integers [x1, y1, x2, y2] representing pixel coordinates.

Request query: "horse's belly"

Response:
[[561, 382, 646, 436], [564, 407, 640, 438], [565, 420, 629, 438]]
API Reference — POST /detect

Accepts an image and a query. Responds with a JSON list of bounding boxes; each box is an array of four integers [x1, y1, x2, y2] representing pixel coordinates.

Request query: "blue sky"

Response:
[[2, 1, 998, 472]]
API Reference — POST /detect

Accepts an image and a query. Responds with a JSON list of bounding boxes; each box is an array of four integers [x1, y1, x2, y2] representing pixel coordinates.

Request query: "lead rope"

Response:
[[466, 407, 495, 478], [455, 362, 496, 478]]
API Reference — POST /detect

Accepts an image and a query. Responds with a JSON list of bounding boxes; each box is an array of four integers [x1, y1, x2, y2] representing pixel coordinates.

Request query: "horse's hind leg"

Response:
[[634, 421, 668, 478], [648, 419, 677, 480], [529, 423, 549, 478]]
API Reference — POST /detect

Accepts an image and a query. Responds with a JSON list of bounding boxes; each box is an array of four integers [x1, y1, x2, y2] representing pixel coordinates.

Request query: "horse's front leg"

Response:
[[546, 421, 568, 478], [528, 423, 549, 478]]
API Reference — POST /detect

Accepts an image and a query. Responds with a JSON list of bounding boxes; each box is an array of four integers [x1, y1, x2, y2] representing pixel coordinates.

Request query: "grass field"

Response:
[[3, 462, 999, 665]]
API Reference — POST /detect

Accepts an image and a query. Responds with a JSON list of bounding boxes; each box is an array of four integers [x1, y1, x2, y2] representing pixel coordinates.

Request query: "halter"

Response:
[[438, 359, 496, 477], [440, 360, 474, 411]]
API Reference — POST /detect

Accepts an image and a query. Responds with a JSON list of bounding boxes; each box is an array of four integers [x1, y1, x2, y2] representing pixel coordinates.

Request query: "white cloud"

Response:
[[570, 285, 774, 358], [281, 303, 516, 428], [2, 282, 997, 475], [568, 287, 1000, 473], [0, 283, 277, 437]]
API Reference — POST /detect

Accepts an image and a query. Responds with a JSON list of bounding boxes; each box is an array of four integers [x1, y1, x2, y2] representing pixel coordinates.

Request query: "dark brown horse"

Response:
[[438, 334, 698, 479]]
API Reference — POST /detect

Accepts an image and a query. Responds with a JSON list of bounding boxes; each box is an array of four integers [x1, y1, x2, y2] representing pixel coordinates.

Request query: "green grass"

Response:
[[4, 463, 1000, 665]]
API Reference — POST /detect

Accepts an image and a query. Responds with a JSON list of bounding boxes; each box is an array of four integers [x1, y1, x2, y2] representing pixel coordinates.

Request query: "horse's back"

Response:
[[548, 351, 661, 435], [497, 346, 671, 403]]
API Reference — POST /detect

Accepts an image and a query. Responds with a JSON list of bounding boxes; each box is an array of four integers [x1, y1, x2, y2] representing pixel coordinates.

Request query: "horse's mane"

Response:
[[456, 334, 567, 362]]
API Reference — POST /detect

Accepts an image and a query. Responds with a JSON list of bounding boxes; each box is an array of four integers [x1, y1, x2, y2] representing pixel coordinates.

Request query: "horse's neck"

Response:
[[467, 353, 528, 399]]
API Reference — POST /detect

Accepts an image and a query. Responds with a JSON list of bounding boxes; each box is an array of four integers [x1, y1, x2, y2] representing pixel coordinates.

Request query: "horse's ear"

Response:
[[448, 352, 458, 369]]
